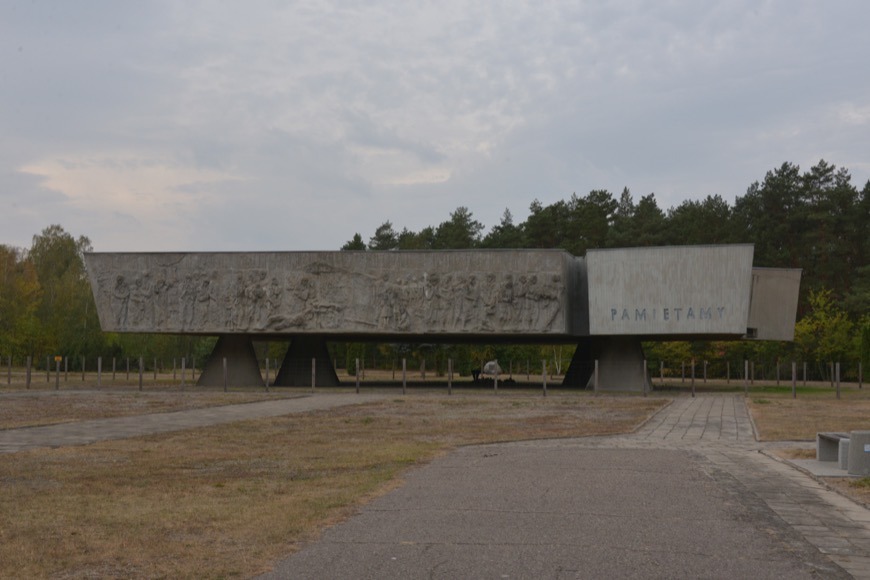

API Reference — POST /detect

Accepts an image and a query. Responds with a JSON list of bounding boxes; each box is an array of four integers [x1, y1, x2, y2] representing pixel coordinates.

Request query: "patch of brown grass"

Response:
[[0, 393, 665, 578], [747, 392, 870, 441]]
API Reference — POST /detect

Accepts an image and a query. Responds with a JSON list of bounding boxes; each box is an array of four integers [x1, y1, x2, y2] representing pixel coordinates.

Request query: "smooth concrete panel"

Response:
[[746, 267, 802, 340], [586, 245, 755, 336], [85, 250, 579, 336], [848, 431, 870, 477]]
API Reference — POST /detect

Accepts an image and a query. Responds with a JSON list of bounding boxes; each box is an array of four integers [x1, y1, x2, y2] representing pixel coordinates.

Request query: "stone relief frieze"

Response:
[[90, 254, 569, 335]]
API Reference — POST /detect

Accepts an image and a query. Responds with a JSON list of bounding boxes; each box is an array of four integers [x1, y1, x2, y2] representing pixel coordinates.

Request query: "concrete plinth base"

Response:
[[848, 431, 870, 476], [197, 335, 265, 387], [274, 336, 339, 387], [563, 336, 650, 392]]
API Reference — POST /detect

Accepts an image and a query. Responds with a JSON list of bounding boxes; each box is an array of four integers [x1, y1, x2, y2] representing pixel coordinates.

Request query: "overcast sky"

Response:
[[2, 1, 868, 252]]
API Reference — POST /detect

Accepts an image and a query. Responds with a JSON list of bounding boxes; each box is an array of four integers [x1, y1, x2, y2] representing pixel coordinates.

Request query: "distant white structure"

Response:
[[482, 361, 502, 376]]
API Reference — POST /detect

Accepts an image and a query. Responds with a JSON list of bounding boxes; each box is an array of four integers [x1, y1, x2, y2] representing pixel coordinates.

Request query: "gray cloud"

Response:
[[1, 0, 868, 251]]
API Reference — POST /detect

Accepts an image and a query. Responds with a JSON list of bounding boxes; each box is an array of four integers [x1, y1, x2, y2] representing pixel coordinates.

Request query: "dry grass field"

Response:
[[0, 391, 665, 579], [4, 372, 870, 578]]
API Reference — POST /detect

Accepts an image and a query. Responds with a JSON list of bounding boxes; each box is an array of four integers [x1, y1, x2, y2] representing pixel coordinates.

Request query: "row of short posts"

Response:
[[2, 356, 198, 390], [5, 354, 863, 396], [308, 357, 557, 396], [1, 355, 614, 394], [663, 360, 864, 388], [659, 359, 862, 398]]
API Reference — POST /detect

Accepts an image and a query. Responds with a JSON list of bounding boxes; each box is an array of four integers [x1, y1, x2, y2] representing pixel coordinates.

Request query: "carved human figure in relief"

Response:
[[130, 274, 154, 327], [180, 275, 198, 330], [230, 274, 247, 330], [480, 273, 499, 331], [195, 278, 214, 328], [513, 275, 530, 328], [152, 277, 172, 327], [536, 274, 563, 330], [456, 274, 480, 330], [266, 277, 283, 323], [524, 275, 541, 327], [423, 273, 448, 328], [394, 276, 412, 331], [497, 274, 515, 329], [245, 271, 267, 329], [449, 274, 467, 329], [112, 275, 130, 328], [376, 274, 395, 329]]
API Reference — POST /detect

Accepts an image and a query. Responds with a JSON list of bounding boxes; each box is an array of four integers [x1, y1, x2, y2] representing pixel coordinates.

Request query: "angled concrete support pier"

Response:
[[563, 337, 650, 392], [197, 335, 265, 387], [274, 336, 339, 387]]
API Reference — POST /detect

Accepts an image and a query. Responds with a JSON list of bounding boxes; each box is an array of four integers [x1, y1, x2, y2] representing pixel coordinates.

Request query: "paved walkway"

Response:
[[2, 392, 869, 577], [263, 395, 870, 579]]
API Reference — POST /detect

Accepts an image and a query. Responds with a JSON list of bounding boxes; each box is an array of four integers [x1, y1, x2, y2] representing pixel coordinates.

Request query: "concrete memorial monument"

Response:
[[85, 245, 801, 391]]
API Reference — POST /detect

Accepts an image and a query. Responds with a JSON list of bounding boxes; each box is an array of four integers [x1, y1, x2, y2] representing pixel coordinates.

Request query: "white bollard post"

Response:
[[792, 361, 796, 399], [744, 360, 749, 396], [594, 359, 599, 394], [691, 358, 695, 398], [542, 359, 547, 397], [643, 359, 648, 397]]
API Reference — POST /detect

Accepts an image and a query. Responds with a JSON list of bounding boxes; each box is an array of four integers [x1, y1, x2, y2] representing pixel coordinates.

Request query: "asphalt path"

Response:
[[260, 396, 867, 579]]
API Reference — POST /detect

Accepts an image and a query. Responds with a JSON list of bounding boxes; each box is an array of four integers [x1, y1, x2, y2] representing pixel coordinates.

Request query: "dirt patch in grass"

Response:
[[772, 447, 817, 460], [0, 391, 300, 430], [0, 393, 666, 579]]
